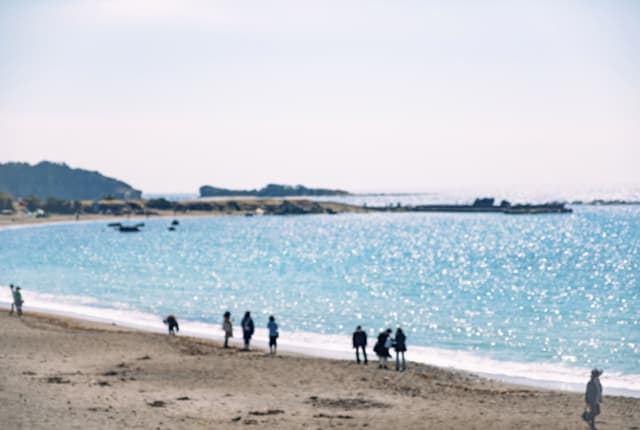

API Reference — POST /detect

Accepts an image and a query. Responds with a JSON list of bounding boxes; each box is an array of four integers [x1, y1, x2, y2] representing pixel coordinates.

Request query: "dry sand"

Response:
[[1, 310, 638, 429]]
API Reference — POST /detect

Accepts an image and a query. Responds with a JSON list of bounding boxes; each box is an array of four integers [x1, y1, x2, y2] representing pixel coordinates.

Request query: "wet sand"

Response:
[[1, 310, 638, 429]]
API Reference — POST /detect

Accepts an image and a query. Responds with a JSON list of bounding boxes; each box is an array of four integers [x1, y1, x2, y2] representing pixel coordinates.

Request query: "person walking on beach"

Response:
[[373, 329, 392, 369], [163, 315, 179, 335], [394, 327, 407, 371], [241, 311, 255, 351], [352, 325, 368, 364], [222, 311, 233, 348], [267, 315, 279, 355], [13, 286, 23, 317], [583, 369, 603, 430]]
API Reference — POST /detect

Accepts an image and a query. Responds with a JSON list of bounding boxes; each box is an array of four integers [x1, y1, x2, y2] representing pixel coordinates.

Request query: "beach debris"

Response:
[[176, 396, 191, 401], [45, 376, 70, 384], [243, 419, 258, 425], [147, 400, 166, 408], [313, 413, 354, 419], [306, 397, 389, 410], [137, 355, 152, 360], [96, 380, 111, 387], [248, 409, 284, 416], [22, 371, 36, 375], [231, 416, 242, 422], [116, 362, 128, 368], [102, 370, 118, 376]]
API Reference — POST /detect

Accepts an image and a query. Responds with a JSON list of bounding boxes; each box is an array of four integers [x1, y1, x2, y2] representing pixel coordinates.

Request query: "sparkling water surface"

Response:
[[1, 206, 638, 385]]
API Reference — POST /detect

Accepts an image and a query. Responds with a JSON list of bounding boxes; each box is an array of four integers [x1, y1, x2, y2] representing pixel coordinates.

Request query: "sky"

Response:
[[1, 0, 639, 194]]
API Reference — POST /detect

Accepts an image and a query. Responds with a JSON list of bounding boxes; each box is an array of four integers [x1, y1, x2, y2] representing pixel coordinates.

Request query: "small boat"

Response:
[[171, 219, 180, 226], [168, 226, 176, 231], [111, 222, 145, 233]]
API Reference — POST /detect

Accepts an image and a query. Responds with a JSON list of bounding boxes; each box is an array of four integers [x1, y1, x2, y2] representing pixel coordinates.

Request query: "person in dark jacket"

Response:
[[394, 327, 407, 371], [267, 315, 279, 355], [241, 311, 255, 351], [373, 328, 392, 369], [352, 325, 368, 364], [163, 315, 179, 335], [583, 369, 603, 430]]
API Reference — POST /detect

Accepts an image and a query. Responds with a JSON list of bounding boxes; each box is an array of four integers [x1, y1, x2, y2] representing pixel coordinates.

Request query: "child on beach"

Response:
[[267, 315, 278, 355], [394, 327, 407, 371], [241, 311, 255, 351], [163, 315, 179, 335], [222, 311, 233, 348]]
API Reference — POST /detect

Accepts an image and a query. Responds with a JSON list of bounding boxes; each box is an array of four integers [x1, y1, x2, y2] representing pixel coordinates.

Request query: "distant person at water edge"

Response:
[[373, 329, 392, 369], [352, 326, 368, 364], [13, 286, 24, 317], [267, 315, 279, 355], [163, 315, 179, 335], [394, 328, 407, 371], [583, 369, 603, 430], [222, 311, 233, 348], [9, 284, 15, 314], [241, 311, 255, 351]]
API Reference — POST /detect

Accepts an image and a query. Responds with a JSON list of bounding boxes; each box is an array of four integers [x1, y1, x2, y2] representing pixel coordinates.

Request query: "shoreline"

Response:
[[2, 215, 639, 399], [2, 309, 639, 429], [2, 295, 639, 399]]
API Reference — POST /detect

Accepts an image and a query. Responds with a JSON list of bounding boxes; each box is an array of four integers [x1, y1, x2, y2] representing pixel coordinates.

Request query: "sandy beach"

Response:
[[1, 310, 638, 429]]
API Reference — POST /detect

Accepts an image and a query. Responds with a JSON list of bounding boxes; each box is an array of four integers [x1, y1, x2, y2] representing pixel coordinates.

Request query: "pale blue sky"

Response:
[[1, 0, 639, 193]]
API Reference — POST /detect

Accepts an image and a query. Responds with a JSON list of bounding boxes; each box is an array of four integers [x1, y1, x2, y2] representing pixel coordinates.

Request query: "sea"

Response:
[[1, 189, 639, 397]]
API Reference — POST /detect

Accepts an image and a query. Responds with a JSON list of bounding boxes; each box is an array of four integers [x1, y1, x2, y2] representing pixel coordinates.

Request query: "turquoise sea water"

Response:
[[1, 205, 638, 392]]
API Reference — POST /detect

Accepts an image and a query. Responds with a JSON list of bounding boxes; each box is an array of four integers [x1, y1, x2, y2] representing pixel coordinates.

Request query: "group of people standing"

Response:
[[164, 311, 280, 355], [224, 311, 279, 354], [352, 326, 407, 371]]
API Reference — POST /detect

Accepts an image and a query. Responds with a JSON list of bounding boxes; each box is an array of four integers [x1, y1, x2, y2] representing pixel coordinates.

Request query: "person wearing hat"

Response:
[[583, 369, 603, 429]]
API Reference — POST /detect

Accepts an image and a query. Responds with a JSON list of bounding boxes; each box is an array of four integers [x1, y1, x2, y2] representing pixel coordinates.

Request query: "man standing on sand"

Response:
[[394, 327, 407, 371], [241, 311, 255, 351], [583, 369, 603, 430], [267, 315, 278, 355], [352, 326, 368, 364]]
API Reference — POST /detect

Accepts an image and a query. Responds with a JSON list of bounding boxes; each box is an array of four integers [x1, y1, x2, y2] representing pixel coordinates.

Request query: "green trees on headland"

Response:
[[0, 161, 141, 201], [199, 183, 350, 198]]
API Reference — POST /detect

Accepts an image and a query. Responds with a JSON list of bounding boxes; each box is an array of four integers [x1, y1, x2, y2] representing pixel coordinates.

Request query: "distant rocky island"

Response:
[[0, 161, 141, 200], [0, 161, 575, 217], [199, 183, 350, 198], [369, 198, 572, 214]]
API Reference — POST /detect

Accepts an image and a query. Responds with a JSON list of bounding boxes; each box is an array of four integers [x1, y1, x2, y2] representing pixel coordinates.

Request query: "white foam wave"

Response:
[[1, 288, 639, 398]]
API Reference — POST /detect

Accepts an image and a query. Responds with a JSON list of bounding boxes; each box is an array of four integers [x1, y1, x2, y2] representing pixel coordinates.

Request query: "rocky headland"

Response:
[[199, 183, 350, 198]]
